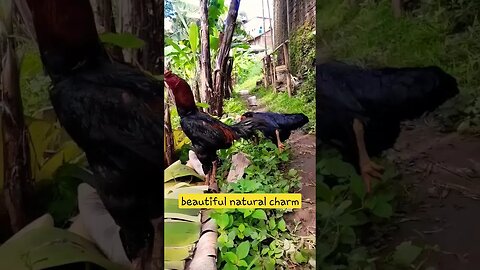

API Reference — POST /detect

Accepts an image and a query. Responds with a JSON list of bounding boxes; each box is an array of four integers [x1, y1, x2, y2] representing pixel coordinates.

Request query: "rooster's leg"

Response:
[[205, 171, 212, 189], [352, 119, 384, 193], [275, 130, 285, 152], [209, 161, 219, 193]]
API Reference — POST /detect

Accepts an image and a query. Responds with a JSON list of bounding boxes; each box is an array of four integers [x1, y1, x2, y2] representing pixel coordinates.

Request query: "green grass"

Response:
[[315, 1, 480, 268], [318, 0, 480, 130], [223, 95, 249, 117], [234, 73, 263, 93]]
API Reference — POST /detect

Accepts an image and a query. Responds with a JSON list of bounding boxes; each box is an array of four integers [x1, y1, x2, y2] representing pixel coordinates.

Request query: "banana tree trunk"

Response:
[[93, 0, 125, 61], [210, 0, 241, 116], [199, 0, 214, 112], [118, 0, 134, 63], [164, 95, 175, 167], [1, 36, 33, 233], [186, 210, 217, 270]]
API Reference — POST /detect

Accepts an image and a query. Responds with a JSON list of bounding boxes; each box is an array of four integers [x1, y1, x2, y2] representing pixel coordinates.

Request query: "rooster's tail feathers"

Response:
[[231, 118, 269, 139]]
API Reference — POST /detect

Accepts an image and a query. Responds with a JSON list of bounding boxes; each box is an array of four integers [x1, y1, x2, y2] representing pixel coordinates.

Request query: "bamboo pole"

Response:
[[282, 42, 292, 97], [266, 0, 276, 90]]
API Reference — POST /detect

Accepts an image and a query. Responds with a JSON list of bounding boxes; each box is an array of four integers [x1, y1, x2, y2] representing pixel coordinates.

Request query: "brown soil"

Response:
[[385, 119, 480, 269], [240, 91, 317, 237], [283, 131, 316, 237]]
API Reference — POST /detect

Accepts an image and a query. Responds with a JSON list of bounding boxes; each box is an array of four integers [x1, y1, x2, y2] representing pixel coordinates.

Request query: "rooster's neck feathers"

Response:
[[164, 72, 198, 115]]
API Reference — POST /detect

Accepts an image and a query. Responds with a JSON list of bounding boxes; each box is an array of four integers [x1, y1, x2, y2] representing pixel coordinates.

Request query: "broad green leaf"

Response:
[[392, 241, 423, 266], [164, 181, 191, 194], [100, 32, 145, 49], [164, 221, 201, 246], [251, 209, 267, 220], [210, 36, 220, 51], [350, 175, 366, 199], [0, 227, 126, 270], [236, 241, 250, 260], [223, 262, 238, 270], [240, 208, 253, 218], [20, 50, 43, 78], [215, 213, 230, 229], [337, 214, 361, 226], [164, 213, 200, 223], [164, 160, 204, 182], [340, 226, 356, 245], [268, 217, 276, 230], [196, 102, 210, 109], [165, 38, 188, 58], [238, 260, 248, 267], [293, 251, 308, 263], [371, 201, 393, 218], [277, 219, 287, 232], [188, 23, 199, 53], [165, 260, 185, 269], [223, 251, 238, 264], [60, 141, 83, 162], [37, 150, 64, 180], [317, 202, 332, 218], [28, 119, 54, 165], [165, 186, 208, 199], [334, 200, 352, 216], [317, 182, 332, 202], [322, 157, 356, 177], [165, 245, 195, 261], [173, 129, 190, 151], [165, 198, 200, 216]]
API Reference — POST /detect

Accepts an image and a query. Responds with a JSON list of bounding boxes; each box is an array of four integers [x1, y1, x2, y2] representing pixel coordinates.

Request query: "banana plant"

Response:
[[164, 160, 214, 270], [0, 226, 127, 270]]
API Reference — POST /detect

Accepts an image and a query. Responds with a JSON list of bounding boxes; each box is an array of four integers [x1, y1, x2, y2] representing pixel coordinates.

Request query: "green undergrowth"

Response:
[[234, 74, 263, 93], [318, 0, 480, 132], [252, 87, 316, 133], [223, 95, 249, 117], [210, 139, 314, 270], [316, 147, 435, 269]]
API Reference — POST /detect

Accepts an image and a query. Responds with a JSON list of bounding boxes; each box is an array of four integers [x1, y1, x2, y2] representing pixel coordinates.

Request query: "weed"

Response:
[[212, 139, 313, 270]]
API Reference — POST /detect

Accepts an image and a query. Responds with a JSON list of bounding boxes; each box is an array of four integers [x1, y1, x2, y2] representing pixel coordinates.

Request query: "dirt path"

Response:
[[386, 119, 480, 269], [239, 90, 316, 237]]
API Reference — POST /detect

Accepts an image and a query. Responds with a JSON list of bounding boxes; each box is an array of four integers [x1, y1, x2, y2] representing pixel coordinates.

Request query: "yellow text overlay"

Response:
[[178, 193, 302, 209]]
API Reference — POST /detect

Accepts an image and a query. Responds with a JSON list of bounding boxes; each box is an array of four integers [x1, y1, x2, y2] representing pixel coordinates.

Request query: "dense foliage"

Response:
[[318, 0, 480, 132], [212, 139, 314, 270], [316, 0, 475, 268]]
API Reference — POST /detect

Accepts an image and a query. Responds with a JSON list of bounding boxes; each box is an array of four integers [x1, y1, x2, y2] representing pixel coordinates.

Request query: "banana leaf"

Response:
[[164, 160, 203, 182], [0, 227, 127, 270], [164, 220, 201, 247]]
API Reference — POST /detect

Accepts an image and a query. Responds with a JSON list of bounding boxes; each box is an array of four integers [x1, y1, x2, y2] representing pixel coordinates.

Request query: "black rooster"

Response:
[[164, 71, 267, 191], [317, 61, 459, 192], [241, 112, 309, 151], [25, 0, 163, 268]]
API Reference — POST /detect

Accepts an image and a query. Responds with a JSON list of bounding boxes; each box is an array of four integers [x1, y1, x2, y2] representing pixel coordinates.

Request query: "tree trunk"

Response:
[[147, 0, 163, 73], [224, 57, 234, 99], [282, 43, 292, 97], [14, 0, 36, 40], [1, 37, 33, 233], [392, 0, 403, 18], [199, 0, 215, 113], [118, 0, 134, 63], [164, 98, 175, 167], [211, 0, 241, 116], [92, 0, 125, 61]]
